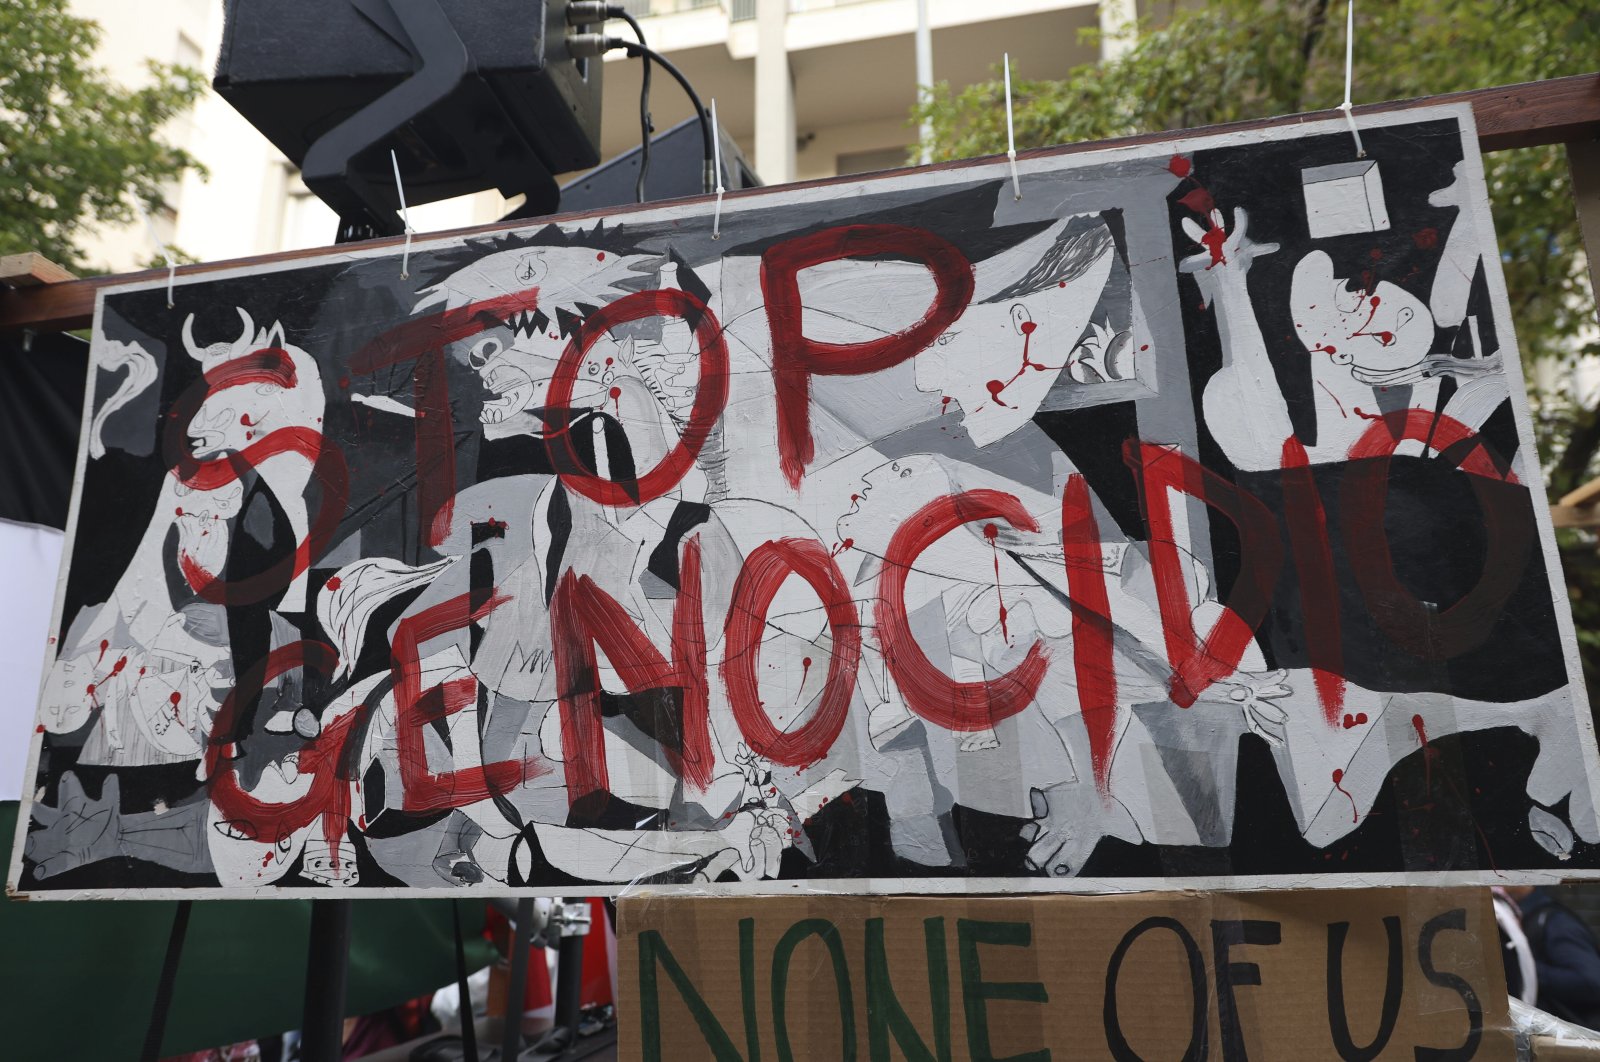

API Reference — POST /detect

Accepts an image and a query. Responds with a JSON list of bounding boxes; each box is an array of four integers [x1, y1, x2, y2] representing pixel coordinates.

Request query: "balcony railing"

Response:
[[617, 0, 724, 17]]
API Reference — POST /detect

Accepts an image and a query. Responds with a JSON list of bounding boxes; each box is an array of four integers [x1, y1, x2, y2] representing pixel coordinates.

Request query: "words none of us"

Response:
[[616, 889, 1515, 1062]]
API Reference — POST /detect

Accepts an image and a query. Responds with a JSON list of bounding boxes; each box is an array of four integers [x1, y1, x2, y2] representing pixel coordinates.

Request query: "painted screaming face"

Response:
[[1291, 251, 1433, 383], [462, 322, 578, 427], [423, 246, 648, 429]]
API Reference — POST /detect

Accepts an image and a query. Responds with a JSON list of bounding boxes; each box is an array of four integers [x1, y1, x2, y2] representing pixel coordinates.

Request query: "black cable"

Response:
[[614, 11, 654, 204], [615, 39, 716, 194]]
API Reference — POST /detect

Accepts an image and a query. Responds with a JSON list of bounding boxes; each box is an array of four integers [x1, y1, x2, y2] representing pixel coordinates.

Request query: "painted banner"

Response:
[[12, 105, 1600, 897], [615, 888, 1514, 1061]]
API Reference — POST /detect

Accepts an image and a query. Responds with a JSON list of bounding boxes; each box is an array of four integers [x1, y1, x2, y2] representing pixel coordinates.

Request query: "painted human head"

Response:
[[414, 239, 657, 431], [836, 454, 950, 560], [914, 214, 1115, 445], [1290, 251, 1433, 383], [180, 308, 324, 458]]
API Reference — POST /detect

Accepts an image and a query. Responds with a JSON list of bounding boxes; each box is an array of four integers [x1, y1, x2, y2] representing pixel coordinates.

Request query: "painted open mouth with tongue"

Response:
[[480, 364, 538, 424], [479, 363, 608, 426]]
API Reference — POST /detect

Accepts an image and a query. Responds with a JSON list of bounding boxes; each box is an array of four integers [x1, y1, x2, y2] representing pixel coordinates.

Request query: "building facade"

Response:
[[69, 0, 1130, 271]]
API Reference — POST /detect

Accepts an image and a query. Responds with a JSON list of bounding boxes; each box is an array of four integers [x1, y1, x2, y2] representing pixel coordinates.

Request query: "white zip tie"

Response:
[[135, 202, 179, 308], [710, 98, 726, 241], [390, 149, 416, 278], [1004, 53, 1021, 200], [1338, 0, 1366, 158]]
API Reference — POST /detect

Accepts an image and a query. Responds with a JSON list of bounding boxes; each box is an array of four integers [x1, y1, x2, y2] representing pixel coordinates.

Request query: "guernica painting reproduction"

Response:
[[13, 105, 1600, 897]]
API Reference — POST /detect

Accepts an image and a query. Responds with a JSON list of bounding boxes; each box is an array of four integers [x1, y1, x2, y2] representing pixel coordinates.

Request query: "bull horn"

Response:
[[234, 306, 256, 349], [181, 313, 204, 362]]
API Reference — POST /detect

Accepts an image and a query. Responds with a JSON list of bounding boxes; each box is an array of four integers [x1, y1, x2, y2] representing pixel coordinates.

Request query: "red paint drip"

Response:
[[1412, 714, 1434, 792], [1332, 768, 1359, 823], [800, 657, 812, 689], [1349, 293, 1395, 346], [984, 523, 1010, 643], [96, 639, 109, 665], [831, 538, 854, 557], [1200, 225, 1228, 268], [1177, 187, 1214, 216], [609, 385, 622, 415], [1169, 155, 1192, 178], [325, 575, 342, 591], [240, 413, 256, 427], [1352, 406, 1384, 421], [985, 319, 1065, 408]]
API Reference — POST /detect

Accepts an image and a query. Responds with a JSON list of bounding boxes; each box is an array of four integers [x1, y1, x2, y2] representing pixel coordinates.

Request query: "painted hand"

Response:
[[25, 772, 123, 879], [1023, 783, 1106, 877], [1179, 207, 1279, 300], [1220, 668, 1292, 747]]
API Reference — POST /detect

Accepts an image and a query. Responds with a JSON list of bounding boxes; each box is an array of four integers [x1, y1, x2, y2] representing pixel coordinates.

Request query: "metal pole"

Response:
[[502, 896, 535, 1061], [554, 926, 586, 1049], [300, 898, 354, 1062], [139, 900, 194, 1062], [915, 0, 933, 164]]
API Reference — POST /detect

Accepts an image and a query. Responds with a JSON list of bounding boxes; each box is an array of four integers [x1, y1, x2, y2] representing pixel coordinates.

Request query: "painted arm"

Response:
[[1180, 209, 1294, 471], [1427, 161, 1481, 334]]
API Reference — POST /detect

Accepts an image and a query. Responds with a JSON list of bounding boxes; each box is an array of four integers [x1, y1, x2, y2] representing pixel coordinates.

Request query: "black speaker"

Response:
[[215, 0, 604, 234]]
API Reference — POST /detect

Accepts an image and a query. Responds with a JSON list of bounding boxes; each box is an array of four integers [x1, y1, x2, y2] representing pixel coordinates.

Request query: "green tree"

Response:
[[0, 0, 205, 272], [916, 0, 1600, 687]]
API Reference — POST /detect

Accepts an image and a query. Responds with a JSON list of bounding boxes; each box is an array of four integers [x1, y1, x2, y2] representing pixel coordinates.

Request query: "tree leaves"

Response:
[[0, 0, 204, 271]]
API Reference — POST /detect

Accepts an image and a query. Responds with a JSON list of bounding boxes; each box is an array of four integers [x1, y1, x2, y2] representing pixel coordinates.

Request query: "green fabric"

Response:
[[0, 800, 496, 1058]]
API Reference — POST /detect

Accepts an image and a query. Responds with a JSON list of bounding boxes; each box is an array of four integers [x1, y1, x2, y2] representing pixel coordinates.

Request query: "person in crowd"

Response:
[[1508, 885, 1600, 1027]]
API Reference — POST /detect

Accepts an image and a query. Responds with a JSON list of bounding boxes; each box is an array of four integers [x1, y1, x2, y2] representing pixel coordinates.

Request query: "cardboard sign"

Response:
[[11, 104, 1600, 897], [616, 887, 1514, 1061]]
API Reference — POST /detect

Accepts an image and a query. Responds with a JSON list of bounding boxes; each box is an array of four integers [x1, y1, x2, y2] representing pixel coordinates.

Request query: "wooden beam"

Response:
[[1560, 473, 1600, 509], [4, 72, 1597, 334], [0, 252, 75, 289], [1552, 503, 1600, 530]]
